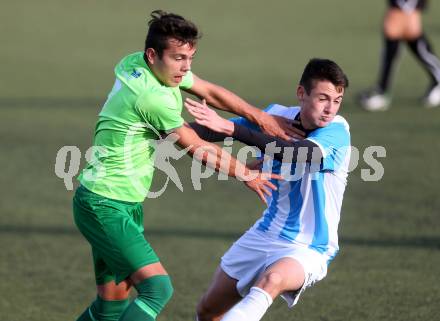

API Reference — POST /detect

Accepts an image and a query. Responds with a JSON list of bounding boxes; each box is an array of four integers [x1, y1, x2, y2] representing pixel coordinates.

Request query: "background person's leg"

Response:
[[402, 9, 440, 106], [358, 8, 407, 111], [406, 35, 440, 106], [377, 37, 401, 94], [378, 8, 408, 93]]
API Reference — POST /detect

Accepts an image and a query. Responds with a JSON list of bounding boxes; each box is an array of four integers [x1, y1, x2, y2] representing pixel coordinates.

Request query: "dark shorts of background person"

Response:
[[388, 0, 427, 11], [73, 185, 159, 285]]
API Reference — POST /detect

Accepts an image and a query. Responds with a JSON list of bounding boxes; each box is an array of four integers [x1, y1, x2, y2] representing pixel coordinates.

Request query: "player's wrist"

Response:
[[219, 119, 234, 135], [236, 167, 258, 182], [246, 108, 264, 127]]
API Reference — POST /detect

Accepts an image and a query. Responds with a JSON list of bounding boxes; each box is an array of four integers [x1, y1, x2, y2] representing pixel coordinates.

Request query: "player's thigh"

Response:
[[74, 190, 160, 284], [403, 10, 423, 39], [130, 261, 169, 285], [255, 257, 305, 297], [97, 280, 132, 300], [198, 266, 242, 317], [92, 249, 133, 300], [383, 8, 407, 39]]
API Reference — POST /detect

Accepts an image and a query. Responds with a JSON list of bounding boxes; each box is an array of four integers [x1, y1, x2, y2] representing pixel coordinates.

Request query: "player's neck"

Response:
[[296, 112, 316, 132]]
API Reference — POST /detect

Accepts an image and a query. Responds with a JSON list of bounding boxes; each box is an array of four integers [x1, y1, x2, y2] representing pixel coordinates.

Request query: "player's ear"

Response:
[[297, 85, 305, 102], [145, 48, 157, 64]]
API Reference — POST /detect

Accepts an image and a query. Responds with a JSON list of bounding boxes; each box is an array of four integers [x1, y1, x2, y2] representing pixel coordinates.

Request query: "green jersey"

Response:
[[79, 52, 194, 202]]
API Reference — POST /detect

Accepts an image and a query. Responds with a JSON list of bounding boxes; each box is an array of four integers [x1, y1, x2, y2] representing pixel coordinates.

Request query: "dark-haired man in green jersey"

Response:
[[72, 10, 302, 321]]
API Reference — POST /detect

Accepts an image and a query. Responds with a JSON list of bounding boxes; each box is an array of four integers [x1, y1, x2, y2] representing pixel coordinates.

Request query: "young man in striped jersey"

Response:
[[186, 58, 350, 321]]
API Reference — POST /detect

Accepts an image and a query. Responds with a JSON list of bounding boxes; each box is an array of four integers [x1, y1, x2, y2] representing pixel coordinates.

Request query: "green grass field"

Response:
[[1, 1, 440, 320]]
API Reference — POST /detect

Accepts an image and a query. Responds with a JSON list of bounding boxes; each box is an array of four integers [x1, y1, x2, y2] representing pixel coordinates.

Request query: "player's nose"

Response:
[[181, 59, 191, 72]]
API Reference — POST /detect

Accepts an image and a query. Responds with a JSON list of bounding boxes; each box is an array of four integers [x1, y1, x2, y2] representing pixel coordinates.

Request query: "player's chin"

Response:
[[317, 119, 331, 127], [165, 78, 181, 87]]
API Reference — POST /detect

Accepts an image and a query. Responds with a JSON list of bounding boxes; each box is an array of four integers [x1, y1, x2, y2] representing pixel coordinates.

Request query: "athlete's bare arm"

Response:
[[173, 124, 281, 204], [184, 75, 305, 140]]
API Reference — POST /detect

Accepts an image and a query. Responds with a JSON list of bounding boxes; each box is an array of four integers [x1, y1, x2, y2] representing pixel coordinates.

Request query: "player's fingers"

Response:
[[273, 131, 291, 141], [260, 171, 277, 180], [185, 103, 206, 119], [261, 185, 272, 197], [184, 101, 198, 112], [187, 97, 208, 109], [186, 99, 207, 114], [285, 132, 304, 140], [291, 126, 306, 136], [276, 118, 305, 138], [185, 108, 203, 122], [267, 173, 283, 181], [184, 99, 197, 110], [185, 97, 202, 106], [255, 189, 268, 206], [185, 103, 203, 115], [263, 180, 277, 191], [283, 127, 305, 139]]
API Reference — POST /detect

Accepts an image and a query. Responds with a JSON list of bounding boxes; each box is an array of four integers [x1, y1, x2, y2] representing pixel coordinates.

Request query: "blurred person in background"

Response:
[[358, 0, 440, 111]]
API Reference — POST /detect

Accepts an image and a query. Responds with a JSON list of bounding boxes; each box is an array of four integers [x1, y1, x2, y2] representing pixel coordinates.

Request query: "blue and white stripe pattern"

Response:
[[231, 104, 351, 264]]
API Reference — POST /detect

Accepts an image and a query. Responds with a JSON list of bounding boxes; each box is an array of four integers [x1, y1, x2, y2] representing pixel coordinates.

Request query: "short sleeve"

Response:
[[230, 116, 260, 131], [306, 121, 350, 171], [179, 70, 194, 89], [135, 88, 184, 132]]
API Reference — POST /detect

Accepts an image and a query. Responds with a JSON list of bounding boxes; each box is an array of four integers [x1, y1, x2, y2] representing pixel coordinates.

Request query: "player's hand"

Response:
[[185, 98, 234, 135], [244, 171, 282, 205], [258, 113, 305, 141]]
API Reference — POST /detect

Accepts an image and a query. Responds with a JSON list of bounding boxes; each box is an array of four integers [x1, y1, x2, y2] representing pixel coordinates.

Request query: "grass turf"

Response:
[[1, 1, 439, 320]]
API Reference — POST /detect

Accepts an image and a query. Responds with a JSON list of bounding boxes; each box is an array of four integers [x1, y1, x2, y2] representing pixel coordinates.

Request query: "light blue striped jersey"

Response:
[[232, 104, 351, 264]]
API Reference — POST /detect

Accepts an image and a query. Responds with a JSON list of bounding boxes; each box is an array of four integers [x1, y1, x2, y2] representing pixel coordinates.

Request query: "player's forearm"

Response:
[[189, 122, 229, 142], [204, 84, 264, 125], [187, 141, 250, 180], [232, 124, 323, 163]]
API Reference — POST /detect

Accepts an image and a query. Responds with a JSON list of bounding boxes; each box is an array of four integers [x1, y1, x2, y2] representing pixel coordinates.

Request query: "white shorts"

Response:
[[220, 228, 328, 308]]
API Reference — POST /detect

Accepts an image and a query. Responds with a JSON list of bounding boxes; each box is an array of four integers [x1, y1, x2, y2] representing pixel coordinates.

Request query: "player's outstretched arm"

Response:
[[173, 124, 281, 204], [185, 99, 322, 164], [184, 75, 305, 140]]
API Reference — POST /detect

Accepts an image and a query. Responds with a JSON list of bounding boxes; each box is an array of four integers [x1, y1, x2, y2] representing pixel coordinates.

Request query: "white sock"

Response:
[[221, 287, 273, 321]]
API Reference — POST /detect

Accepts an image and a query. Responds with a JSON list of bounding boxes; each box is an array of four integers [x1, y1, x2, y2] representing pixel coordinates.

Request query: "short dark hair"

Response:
[[299, 58, 349, 94], [145, 10, 201, 58]]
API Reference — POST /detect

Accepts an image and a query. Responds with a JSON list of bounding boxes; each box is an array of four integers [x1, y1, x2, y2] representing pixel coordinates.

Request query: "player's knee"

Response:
[[196, 296, 219, 321], [265, 272, 284, 286], [135, 275, 174, 315], [257, 271, 284, 294], [152, 275, 174, 306]]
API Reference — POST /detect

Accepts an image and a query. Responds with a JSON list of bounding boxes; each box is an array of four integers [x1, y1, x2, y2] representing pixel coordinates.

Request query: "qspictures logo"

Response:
[[54, 121, 386, 198]]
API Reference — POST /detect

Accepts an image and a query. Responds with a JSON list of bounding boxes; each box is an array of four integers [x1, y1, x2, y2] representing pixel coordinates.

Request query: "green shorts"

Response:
[[73, 185, 159, 285]]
